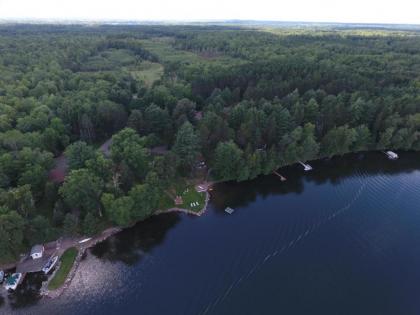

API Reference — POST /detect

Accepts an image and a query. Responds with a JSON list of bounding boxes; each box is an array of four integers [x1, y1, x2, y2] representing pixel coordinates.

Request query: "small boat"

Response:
[[0, 270, 4, 283], [78, 238, 92, 244], [42, 256, 59, 274], [385, 151, 398, 160], [5, 273, 22, 291], [225, 207, 234, 214]]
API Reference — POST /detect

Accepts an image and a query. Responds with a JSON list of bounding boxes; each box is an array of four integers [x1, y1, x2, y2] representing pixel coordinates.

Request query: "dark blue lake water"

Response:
[[2, 152, 420, 315]]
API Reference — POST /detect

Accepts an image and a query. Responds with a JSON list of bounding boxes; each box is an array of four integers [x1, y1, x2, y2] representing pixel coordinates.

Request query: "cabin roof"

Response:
[[30, 245, 44, 255]]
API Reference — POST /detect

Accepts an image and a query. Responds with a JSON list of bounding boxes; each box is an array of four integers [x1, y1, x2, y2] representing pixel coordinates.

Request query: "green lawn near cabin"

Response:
[[177, 186, 206, 213], [159, 181, 206, 214], [48, 247, 78, 290]]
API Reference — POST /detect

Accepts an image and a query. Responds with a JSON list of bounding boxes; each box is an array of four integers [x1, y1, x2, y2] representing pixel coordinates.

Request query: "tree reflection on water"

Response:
[[90, 212, 181, 266]]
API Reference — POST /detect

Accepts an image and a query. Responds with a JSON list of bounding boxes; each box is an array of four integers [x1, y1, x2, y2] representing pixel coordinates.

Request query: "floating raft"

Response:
[[225, 207, 234, 214]]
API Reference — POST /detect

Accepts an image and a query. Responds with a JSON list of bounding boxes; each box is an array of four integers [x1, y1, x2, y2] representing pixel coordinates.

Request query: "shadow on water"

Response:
[[0, 213, 181, 311], [7, 272, 46, 310], [211, 151, 420, 211], [90, 212, 181, 266]]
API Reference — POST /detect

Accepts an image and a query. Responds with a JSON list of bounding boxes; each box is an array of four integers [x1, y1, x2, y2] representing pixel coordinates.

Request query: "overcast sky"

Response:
[[1, 0, 420, 24]]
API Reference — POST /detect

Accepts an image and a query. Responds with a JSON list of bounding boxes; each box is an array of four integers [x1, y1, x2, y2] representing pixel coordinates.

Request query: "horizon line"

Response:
[[0, 18, 420, 27]]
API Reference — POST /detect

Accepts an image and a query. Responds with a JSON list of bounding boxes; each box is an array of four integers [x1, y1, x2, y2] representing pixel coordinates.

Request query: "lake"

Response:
[[2, 151, 420, 315]]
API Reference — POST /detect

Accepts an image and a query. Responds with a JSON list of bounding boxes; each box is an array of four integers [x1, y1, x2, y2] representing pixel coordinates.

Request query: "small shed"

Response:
[[30, 245, 44, 260]]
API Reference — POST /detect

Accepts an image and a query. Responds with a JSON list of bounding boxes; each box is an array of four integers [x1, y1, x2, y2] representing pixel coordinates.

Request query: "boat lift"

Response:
[[298, 161, 313, 171], [384, 151, 398, 160], [273, 171, 287, 181]]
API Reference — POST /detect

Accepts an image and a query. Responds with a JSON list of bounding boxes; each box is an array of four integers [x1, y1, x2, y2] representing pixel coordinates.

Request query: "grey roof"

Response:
[[30, 245, 44, 255]]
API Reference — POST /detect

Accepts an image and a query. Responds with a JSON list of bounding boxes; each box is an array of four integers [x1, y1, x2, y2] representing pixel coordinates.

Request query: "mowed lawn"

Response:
[[158, 182, 207, 214], [48, 247, 78, 290], [177, 186, 206, 213]]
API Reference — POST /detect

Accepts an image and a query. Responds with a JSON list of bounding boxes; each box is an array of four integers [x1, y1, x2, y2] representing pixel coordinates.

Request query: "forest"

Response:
[[0, 24, 420, 261]]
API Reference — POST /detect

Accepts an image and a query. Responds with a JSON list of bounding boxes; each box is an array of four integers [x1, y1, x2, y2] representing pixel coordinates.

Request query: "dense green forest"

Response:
[[0, 24, 420, 261]]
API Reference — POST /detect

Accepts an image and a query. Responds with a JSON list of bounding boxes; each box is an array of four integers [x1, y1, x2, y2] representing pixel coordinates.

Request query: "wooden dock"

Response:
[[273, 171, 287, 181]]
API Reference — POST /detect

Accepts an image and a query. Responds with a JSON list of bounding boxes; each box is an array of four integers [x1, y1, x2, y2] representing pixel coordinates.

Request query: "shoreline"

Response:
[[0, 149, 391, 271], [41, 226, 122, 298], [0, 149, 405, 297], [154, 191, 210, 217], [40, 191, 210, 298]]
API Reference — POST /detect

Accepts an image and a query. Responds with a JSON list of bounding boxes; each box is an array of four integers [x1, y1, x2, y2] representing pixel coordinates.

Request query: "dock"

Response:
[[384, 151, 398, 160], [273, 171, 287, 181], [298, 161, 313, 171], [16, 242, 58, 273]]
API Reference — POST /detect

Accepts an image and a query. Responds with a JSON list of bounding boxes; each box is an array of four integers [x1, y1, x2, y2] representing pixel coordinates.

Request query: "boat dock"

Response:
[[384, 151, 398, 160], [298, 161, 313, 171], [273, 171, 287, 181], [16, 242, 58, 273]]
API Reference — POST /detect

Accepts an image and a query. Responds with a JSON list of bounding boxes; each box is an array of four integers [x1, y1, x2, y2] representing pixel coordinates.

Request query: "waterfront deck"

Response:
[[273, 171, 287, 181], [16, 242, 57, 273]]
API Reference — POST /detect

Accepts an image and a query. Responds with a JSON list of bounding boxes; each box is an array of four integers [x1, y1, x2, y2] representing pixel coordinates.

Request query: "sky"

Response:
[[1, 0, 420, 24]]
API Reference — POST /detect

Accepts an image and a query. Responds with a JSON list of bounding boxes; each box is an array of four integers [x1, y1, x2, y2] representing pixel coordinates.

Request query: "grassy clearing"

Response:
[[159, 180, 206, 213], [139, 38, 204, 64], [48, 247, 78, 290], [131, 61, 164, 87], [178, 187, 206, 213], [139, 38, 245, 66], [82, 48, 136, 71]]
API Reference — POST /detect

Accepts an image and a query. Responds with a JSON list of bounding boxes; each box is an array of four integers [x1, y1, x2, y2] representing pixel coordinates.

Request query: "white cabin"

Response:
[[30, 245, 44, 259]]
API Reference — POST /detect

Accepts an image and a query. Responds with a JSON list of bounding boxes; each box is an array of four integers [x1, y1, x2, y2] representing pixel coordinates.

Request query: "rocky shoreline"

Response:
[[40, 191, 210, 299], [41, 226, 122, 298]]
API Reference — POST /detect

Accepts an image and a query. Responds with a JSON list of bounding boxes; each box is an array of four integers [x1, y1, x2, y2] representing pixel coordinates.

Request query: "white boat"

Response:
[[42, 256, 59, 274], [385, 151, 398, 160], [78, 238, 92, 244], [0, 270, 4, 283], [5, 273, 22, 291]]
